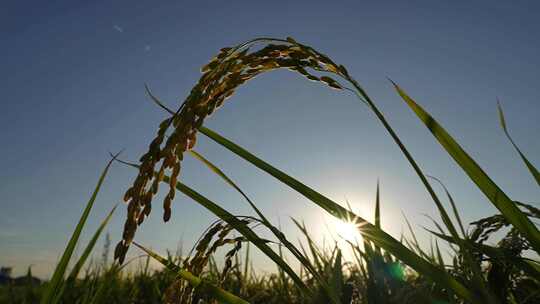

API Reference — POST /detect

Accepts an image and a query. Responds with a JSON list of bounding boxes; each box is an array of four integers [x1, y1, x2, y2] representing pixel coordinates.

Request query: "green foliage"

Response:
[[392, 82, 540, 255], [497, 101, 540, 185], [40, 154, 119, 304], [6, 37, 538, 304], [132, 242, 250, 304]]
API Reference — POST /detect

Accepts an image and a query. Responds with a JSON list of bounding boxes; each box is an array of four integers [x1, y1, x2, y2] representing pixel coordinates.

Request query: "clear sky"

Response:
[[1, 0, 539, 278]]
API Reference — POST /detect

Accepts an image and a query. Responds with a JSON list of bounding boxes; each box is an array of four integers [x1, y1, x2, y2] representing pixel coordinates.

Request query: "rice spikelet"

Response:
[[116, 37, 348, 263]]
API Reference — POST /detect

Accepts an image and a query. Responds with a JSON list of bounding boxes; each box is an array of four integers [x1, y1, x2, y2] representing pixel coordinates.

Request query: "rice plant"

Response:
[[6, 36, 538, 304]]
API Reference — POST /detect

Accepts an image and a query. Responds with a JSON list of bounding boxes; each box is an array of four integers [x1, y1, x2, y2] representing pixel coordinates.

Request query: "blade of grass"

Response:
[[345, 76, 492, 301], [418, 177, 491, 300], [392, 81, 540, 254], [188, 150, 277, 236], [427, 176, 467, 238], [330, 249, 343, 301], [497, 101, 540, 186], [374, 181, 382, 255], [428, 229, 540, 279], [169, 178, 311, 296], [346, 69, 493, 302], [41, 154, 119, 304], [189, 150, 339, 303], [67, 205, 117, 280], [401, 212, 424, 257], [53, 205, 118, 303], [145, 84, 176, 116], [344, 76, 462, 248], [115, 159, 311, 296], [243, 242, 250, 285], [293, 219, 324, 273], [198, 126, 478, 303], [435, 240, 444, 268], [133, 242, 250, 304], [375, 180, 381, 229]]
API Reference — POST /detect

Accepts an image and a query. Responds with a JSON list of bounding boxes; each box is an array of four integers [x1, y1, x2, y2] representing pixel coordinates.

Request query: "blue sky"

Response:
[[1, 0, 539, 277]]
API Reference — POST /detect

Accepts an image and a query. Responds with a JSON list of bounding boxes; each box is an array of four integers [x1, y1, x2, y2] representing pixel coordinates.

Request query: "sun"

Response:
[[332, 218, 362, 243]]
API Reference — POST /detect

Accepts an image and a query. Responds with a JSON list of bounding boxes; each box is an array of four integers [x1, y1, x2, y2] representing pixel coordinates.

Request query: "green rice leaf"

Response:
[[116, 158, 311, 296], [133, 242, 250, 304], [435, 240, 445, 268], [41, 154, 119, 304], [392, 82, 540, 254], [169, 180, 311, 296], [53, 205, 118, 303], [330, 249, 343, 301], [428, 229, 540, 279], [199, 126, 478, 303], [375, 180, 381, 229], [189, 150, 267, 225], [67, 205, 117, 281], [373, 181, 383, 256], [497, 101, 540, 186], [189, 150, 339, 302], [145, 84, 175, 115], [427, 176, 467, 238]]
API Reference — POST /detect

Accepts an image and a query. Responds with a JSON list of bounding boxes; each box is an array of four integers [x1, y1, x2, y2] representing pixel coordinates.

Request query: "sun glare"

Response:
[[332, 218, 362, 243]]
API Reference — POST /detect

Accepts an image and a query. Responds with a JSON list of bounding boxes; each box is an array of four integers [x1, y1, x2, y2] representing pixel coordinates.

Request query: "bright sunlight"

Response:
[[332, 218, 362, 243]]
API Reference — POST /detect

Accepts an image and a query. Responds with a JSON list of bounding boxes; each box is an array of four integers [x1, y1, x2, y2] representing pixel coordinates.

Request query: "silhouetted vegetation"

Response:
[[3, 37, 538, 304]]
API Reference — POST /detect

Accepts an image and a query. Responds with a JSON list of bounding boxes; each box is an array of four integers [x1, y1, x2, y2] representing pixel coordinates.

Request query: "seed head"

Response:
[[116, 37, 347, 263]]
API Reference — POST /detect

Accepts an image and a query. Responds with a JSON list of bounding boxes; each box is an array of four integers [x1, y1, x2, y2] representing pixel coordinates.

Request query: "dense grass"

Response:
[[3, 37, 538, 303], [2, 209, 539, 304]]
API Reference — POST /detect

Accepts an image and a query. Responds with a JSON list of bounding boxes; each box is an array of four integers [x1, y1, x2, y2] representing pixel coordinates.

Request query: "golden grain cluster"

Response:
[[163, 219, 250, 303], [115, 37, 350, 263]]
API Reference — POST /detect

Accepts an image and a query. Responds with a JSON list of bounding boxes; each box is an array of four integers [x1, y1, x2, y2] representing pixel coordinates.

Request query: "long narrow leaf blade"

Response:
[[392, 82, 540, 253], [428, 229, 540, 279], [133, 242, 250, 304], [427, 176, 466, 238], [67, 204, 117, 280], [497, 101, 540, 185], [374, 181, 382, 255], [171, 179, 311, 296], [41, 155, 118, 304], [116, 159, 311, 296], [189, 150, 340, 303], [52, 205, 118, 304], [198, 126, 477, 302]]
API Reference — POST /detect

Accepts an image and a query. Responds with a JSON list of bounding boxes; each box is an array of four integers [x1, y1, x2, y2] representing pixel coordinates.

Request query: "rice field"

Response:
[[2, 37, 538, 304]]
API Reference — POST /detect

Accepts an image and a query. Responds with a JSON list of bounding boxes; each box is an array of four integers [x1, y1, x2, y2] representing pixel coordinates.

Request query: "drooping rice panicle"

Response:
[[116, 37, 349, 263]]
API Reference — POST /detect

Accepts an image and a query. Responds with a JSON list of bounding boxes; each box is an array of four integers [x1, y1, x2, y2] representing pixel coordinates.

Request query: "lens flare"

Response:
[[333, 219, 362, 243]]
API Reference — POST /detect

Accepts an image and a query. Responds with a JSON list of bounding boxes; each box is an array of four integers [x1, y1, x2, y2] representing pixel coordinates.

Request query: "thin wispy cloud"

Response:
[[113, 25, 124, 33]]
